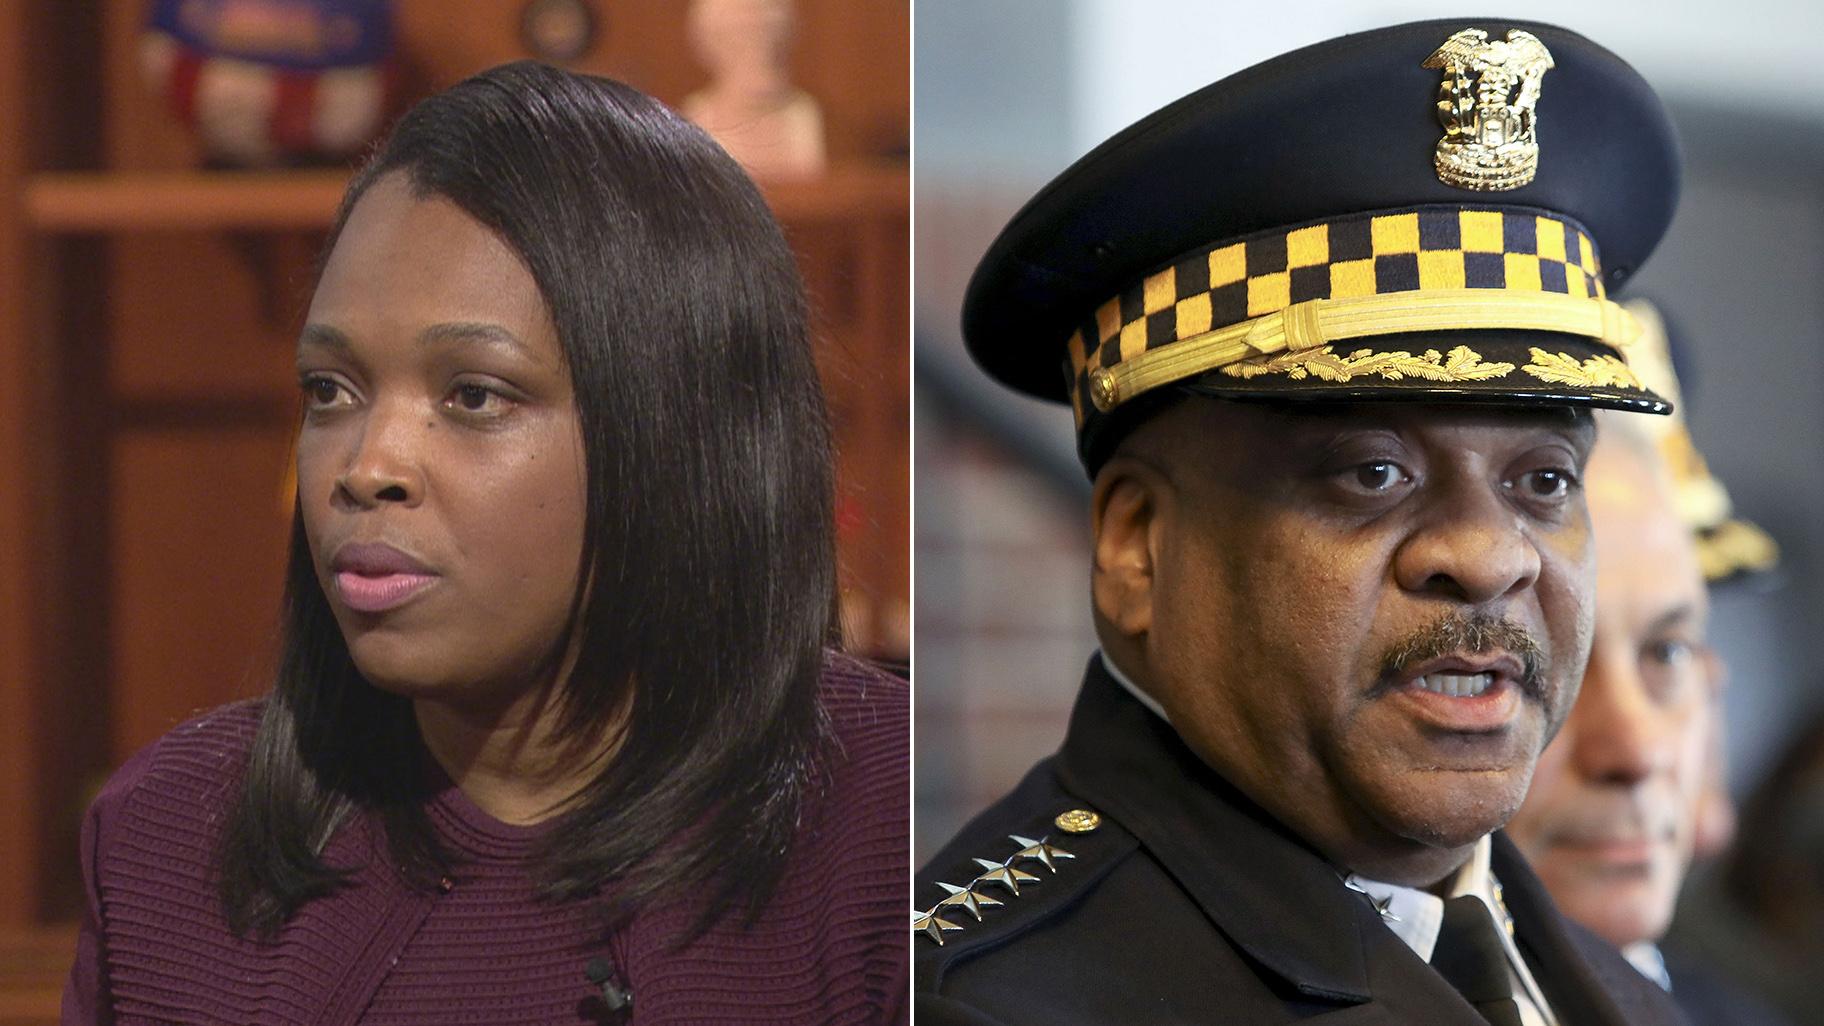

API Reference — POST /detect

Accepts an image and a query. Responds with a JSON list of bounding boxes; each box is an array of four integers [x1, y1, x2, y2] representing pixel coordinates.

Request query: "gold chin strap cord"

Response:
[[1088, 289, 1640, 412]]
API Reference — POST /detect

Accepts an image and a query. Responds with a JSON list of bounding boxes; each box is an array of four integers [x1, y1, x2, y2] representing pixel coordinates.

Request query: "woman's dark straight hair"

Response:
[[219, 60, 837, 939]]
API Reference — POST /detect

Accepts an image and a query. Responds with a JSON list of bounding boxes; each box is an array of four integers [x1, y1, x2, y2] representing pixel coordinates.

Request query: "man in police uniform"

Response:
[[918, 18, 1692, 1026]]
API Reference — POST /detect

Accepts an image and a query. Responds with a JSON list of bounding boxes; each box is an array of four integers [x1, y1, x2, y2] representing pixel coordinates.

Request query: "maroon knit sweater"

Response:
[[62, 657, 908, 1025]]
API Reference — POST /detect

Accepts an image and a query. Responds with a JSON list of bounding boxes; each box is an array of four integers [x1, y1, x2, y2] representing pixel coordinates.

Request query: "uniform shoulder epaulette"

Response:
[[914, 803, 1138, 989]]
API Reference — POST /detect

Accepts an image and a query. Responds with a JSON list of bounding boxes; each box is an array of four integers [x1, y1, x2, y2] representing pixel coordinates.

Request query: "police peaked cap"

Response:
[[960, 18, 1682, 468]]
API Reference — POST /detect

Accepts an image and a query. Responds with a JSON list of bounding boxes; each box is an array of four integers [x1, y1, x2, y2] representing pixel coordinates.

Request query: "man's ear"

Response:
[[1092, 456, 1166, 640]]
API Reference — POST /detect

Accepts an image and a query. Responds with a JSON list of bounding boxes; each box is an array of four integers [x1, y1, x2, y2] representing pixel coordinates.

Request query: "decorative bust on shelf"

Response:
[[681, 0, 826, 181], [140, 0, 395, 168]]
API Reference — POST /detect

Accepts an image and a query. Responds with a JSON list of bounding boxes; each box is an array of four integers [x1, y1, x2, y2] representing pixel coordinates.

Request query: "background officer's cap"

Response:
[[961, 18, 1681, 470], [1620, 299, 1780, 588]]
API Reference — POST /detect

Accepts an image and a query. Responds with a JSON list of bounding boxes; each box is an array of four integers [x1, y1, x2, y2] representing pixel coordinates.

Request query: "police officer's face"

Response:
[[1094, 398, 1595, 886], [1506, 433, 1714, 947]]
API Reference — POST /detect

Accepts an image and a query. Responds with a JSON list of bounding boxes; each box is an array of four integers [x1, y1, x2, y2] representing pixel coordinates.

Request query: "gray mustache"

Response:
[[1376, 612, 1547, 696]]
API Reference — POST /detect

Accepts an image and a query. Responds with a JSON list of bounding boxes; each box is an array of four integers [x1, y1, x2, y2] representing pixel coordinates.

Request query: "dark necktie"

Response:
[[1431, 894, 1526, 1026]]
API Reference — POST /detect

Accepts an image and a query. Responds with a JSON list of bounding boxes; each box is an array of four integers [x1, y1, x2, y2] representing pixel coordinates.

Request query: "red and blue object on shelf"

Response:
[[141, 0, 397, 167]]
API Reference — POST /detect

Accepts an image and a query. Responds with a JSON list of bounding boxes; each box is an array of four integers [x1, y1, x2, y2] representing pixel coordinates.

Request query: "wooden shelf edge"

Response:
[[25, 171, 350, 232], [22, 163, 906, 234], [762, 164, 909, 222]]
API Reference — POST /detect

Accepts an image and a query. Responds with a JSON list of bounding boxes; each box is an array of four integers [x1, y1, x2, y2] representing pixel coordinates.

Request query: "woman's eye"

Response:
[[300, 375, 352, 409], [1352, 461, 1410, 492], [1510, 468, 1577, 499], [445, 382, 513, 416]]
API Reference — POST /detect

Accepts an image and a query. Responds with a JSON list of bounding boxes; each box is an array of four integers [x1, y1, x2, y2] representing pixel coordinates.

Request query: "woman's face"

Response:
[[295, 172, 588, 711]]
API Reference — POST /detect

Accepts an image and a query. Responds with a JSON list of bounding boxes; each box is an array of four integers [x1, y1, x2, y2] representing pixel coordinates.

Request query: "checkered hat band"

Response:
[[1068, 206, 1603, 385]]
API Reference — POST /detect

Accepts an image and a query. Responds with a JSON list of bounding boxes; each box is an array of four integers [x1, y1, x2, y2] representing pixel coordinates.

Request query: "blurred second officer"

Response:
[[1507, 303, 1787, 1026]]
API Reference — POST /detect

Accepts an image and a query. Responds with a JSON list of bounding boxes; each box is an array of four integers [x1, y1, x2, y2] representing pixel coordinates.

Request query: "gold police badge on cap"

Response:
[[1424, 28, 1555, 191]]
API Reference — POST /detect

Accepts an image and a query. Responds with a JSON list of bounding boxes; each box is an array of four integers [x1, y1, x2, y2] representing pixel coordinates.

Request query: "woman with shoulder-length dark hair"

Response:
[[62, 60, 907, 1026]]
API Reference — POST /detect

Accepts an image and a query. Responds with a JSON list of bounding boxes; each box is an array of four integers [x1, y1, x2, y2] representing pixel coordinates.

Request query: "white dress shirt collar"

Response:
[[1098, 650, 1171, 723], [1623, 941, 1672, 992]]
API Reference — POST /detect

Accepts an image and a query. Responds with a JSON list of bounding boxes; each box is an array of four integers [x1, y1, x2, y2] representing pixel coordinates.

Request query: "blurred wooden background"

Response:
[[0, 2, 906, 1015]]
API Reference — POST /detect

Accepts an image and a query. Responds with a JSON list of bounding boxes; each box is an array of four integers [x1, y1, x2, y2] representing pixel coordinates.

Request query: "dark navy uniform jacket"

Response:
[[1663, 952, 1793, 1026], [915, 660, 1689, 1025]]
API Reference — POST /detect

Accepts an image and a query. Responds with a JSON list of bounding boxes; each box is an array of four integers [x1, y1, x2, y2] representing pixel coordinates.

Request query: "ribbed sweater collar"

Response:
[[418, 752, 550, 860]]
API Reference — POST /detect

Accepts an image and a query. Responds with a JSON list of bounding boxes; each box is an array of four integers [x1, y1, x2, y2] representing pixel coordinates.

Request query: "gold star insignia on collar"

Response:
[[1007, 835, 1076, 873], [935, 881, 1002, 921], [972, 858, 1042, 896], [913, 908, 964, 945]]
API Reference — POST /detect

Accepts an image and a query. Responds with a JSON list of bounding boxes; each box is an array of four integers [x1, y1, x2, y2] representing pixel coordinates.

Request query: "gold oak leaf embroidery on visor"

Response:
[[1218, 345, 1516, 383], [1521, 348, 1644, 389]]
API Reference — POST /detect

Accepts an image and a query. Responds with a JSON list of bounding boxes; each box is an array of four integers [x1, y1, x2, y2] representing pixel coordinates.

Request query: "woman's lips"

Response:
[[335, 569, 438, 613], [329, 542, 438, 613]]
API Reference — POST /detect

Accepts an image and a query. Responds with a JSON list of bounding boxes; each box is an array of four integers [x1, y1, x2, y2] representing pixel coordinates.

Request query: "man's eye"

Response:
[[1641, 637, 1709, 703], [1510, 468, 1576, 499], [1353, 461, 1410, 492], [1645, 638, 1694, 668]]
